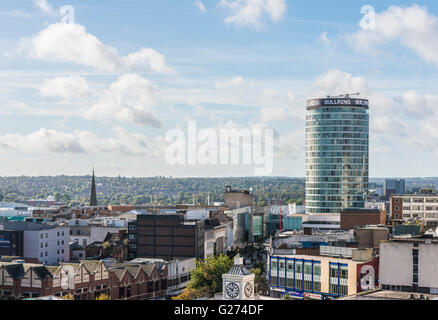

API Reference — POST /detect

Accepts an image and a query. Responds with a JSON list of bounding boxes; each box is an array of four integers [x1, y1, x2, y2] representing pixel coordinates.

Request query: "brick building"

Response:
[[340, 208, 386, 231], [128, 213, 205, 260], [0, 260, 167, 300]]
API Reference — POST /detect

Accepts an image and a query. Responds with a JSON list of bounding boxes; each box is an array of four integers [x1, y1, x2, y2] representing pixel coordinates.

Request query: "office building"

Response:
[[385, 179, 406, 198], [269, 247, 379, 300], [0, 230, 24, 257], [305, 96, 369, 215], [128, 213, 205, 260], [0, 221, 69, 265], [380, 236, 438, 295], [390, 194, 438, 228]]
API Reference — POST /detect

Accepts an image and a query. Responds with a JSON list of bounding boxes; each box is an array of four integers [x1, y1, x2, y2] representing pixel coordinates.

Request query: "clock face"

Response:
[[226, 282, 240, 299], [244, 282, 253, 298]]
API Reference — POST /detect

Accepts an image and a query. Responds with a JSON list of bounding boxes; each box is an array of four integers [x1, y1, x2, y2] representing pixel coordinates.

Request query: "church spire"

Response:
[[90, 168, 97, 207]]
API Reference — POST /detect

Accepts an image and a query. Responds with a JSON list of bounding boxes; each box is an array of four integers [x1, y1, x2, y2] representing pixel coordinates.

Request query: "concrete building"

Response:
[[380, 236, 438, 295], [0, 221, 69, 265], [204, 219, 231, 259], [301, 214, 341, 230], [340, 208, 386, 231], [224, 186, 253, 210], [305, 96, 369, 216], [390, 194, 438, 228], [230, 206, 253, 248], [354, 226, 389, 251], [0, 202, 32, 220], [69, 221, 121, 248]]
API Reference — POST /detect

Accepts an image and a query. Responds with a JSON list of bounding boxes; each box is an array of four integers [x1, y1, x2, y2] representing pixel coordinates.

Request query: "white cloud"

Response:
[[215, 76, 245, 89], [347, 4, 438, 68], [29, 23, 174, 74], [86, 74, 162, 128], [33, 0, 57, 15], [195, 0, 206, 12], [39, 75, 91, 101], [218, 0, 287, 28], [315, 69, 369, 96], [318, 32, 331, 47], [0, 10, 32, 18], [0, 126, 167, 156], [123, 48, 175, 75]]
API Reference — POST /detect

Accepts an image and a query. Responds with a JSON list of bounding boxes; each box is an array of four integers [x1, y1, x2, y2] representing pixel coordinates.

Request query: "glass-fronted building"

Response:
[[305, 97, 369, 215]]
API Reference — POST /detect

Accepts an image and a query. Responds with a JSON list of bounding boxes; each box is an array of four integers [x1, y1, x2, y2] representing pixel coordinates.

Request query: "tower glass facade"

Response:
[[305, 97, 369, 214]]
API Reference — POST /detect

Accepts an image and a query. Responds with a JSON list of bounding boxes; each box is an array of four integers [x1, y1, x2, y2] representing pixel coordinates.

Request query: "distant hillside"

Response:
[[0, 176, 306, 207]]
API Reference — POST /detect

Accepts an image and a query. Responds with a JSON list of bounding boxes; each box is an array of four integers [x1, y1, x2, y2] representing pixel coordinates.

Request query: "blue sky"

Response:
[[0, 0, 438, 178]]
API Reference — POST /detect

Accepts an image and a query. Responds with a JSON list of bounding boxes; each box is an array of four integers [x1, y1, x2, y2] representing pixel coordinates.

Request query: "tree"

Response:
[[96, 293, 111, 300], [172, 287, 208, 300], [0, 289, 7, 300], [186, 254, 234, 298], [250, 268, 269, 295], [283, 293, 293, 300]]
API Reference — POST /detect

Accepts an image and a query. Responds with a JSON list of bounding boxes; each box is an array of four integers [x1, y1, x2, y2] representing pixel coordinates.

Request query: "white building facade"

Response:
[[380, 238, 438, 295]]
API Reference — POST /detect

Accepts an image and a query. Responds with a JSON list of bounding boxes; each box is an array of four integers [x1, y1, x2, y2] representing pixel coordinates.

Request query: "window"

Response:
[[45, 233, 48, 238], [45, 252, 48, 257], [40, 234, 43, 239], [62, 231, 64, 236], [57, 232, 60, 237]]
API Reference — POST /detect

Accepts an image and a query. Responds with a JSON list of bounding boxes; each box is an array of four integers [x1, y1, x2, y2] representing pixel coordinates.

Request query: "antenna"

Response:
[[327, 92, 361, 98]]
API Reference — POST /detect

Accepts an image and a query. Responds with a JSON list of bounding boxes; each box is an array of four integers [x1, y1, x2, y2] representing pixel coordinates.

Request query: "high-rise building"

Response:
[[385, 179, 406, 197], [305, 95, 369, 215]]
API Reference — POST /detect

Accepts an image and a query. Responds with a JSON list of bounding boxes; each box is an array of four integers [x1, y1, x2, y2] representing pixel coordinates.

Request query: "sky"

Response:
[[0, 0, 438, 178]]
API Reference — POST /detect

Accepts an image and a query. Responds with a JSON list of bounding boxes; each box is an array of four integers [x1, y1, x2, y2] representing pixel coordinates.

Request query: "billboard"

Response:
[[0, 232, 12, 248]]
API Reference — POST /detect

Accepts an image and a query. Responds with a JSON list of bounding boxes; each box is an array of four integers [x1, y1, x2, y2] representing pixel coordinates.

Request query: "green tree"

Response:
[[283, 293, 293, 300], [250, 268, 269, 295], [188, 254, 234, 298]]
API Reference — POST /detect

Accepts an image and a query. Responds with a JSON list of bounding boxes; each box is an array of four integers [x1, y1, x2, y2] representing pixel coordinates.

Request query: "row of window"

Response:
[[306, 114, 368, 121], [307, 120, 368, 127], [306, 151, 368, 158], [40, 231, 65, 239], [308, 107, 368, 114], [306, 177, 368, 183]]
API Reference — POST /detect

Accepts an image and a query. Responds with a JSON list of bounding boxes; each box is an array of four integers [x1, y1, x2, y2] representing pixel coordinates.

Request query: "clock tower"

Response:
[[222, 254, 255, 300]]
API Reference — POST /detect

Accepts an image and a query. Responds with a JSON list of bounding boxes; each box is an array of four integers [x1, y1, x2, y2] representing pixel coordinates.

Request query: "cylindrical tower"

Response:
[[305, 96, 369, 215]]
